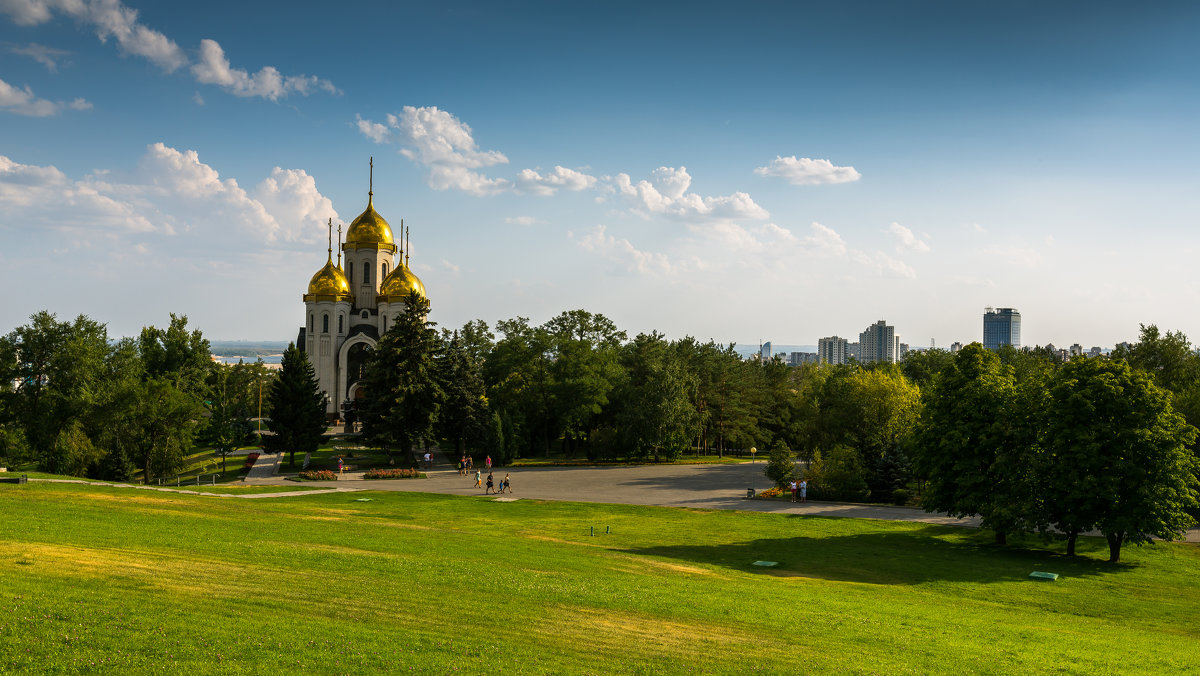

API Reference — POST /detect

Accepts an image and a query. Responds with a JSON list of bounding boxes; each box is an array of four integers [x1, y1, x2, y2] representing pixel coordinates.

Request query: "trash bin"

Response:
[[746, 488, 755, 499]]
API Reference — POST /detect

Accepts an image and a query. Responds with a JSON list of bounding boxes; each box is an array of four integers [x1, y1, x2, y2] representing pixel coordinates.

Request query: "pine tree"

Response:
[[264, 343, 326, 467], [360, 292, 444, 463]]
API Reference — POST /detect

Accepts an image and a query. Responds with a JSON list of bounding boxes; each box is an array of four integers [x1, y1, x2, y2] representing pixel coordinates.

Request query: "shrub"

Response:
[[362, 468, 424, 480], [892, 488, 910, 506], [298, 469, 337, 481], [805, 445, 870, 502], [764, 444, 796, 488]]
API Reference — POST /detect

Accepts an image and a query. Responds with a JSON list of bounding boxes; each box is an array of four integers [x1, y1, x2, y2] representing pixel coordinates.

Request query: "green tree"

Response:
[[545, 310, 625, 458], [264, 344, 326, 468], [485, 317, 557, 458], [139, 314, 211, 395], [206, 361, 258, 472], [107, 376, 205, 483], [900, 348, 954, 390], [0, 312, 111, 465], [438, 331, 489, 458], [764, 442, 796, 489], [360, 292, 444, 461], [1042, 357, 1199, 562], [615, 333, 698, 461], [914, 343, 1036, 544], [805, 445, 869, 501]]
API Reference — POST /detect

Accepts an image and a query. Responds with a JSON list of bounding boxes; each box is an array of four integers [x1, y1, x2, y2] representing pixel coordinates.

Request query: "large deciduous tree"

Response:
[[914, 343, 1036, 544], [264, 344, 326, 467], [1042, 357, 1198, 562]]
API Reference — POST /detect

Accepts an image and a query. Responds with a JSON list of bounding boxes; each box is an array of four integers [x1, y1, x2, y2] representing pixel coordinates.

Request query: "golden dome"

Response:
[[378, 265, 426, 303], [303, 258, 352, 302], [344, 194, 397, 251]]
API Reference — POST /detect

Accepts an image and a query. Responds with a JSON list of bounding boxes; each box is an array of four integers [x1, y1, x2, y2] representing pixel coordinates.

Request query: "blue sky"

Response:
[[2, 1, 1199, 349]]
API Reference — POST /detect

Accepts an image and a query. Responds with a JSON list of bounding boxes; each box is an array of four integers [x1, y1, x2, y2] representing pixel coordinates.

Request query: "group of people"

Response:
[[788, 479, 808, 503], [473, 469, 511, 494], [458, 454, 494, 475]]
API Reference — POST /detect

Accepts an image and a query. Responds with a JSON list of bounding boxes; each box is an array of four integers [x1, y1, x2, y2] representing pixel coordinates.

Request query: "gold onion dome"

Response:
[[379, 265, 426, 302], [344, 194, 396, 250], [304, 258, 352, 302]]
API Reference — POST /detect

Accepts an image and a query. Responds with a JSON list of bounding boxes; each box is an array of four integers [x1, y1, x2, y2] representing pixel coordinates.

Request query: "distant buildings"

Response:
[[788, 351, 819, 366], [983, 307, 1021, 350], [859, 320, 899, 364], [950, 342, 963, 353], [760, 341, 772, 363], [818, 336, 849, 365]]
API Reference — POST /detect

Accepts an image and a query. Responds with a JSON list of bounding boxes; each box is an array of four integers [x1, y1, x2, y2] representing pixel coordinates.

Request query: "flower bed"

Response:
[[756, 486, 783, 498], [362, 468, 424, 480], [298, 470, 338, 481], [241, 452, 260, 472]]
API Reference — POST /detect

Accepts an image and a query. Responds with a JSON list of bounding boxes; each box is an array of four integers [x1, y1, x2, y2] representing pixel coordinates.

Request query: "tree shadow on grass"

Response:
[[623, 517, 1135, 585]]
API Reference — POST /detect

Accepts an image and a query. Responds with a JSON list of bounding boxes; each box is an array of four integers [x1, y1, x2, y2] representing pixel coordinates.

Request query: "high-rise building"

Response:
[[950, 342, 963, 353], [760, 341, 772, 363], [859, 320, 898, 364], [982, 307, 1021, 350], [818, 336, 849, 365]]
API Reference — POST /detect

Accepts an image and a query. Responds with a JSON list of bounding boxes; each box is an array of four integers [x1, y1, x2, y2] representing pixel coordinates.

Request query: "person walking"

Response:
[[789, 480, 798, 503], [503, 473, 511, 494], [474, 470, 482, 489], [485, 455, 492, 471], [467, 456, 474, 471], [485, 472, 495, 494]]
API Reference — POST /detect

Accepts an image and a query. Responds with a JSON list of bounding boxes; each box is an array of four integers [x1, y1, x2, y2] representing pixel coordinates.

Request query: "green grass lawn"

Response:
[[1, 482, 1197, 674]]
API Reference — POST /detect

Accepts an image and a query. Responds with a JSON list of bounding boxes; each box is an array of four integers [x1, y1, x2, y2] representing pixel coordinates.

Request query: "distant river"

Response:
[[212, 354, 283, 365]]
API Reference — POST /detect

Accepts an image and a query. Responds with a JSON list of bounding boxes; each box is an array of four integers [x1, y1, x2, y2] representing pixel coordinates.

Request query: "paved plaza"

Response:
[[239, 455, 1200, 542]]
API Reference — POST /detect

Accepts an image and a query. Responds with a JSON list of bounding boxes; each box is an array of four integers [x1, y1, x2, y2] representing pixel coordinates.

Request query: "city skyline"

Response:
[[3, 2, 1200, 348]]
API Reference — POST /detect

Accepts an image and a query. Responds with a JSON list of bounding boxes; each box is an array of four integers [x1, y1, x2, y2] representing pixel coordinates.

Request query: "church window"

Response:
[[348, 263, 353, 284], [361, 310, 369, 320], [363, 262, 370, 284], [323, 314, 329, 333], [338, 314, 344, 334], [309, 314, 313, 332], [382, 262, 389, 279], [381, 315, 387, 331]]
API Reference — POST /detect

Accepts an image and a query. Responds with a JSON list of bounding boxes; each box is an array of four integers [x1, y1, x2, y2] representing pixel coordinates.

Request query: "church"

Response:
[[298, 162, 426, 418]]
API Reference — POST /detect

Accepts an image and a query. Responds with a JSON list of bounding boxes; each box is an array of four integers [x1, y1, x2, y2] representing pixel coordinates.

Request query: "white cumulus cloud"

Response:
[[192, 39, 337, 101], [577, 224, 672, 275], [887, 222, 929, 253], [801, 222, 848, 256], [1, 1, 336, 100], [358, 106, 510, 196], [0, 77, 90, 116], [254, 167, 338, 243], [0, 145, 338, 247], [754, 156, 861, 185], [515, 166, 597, 196], [612, 166, 769, 223]]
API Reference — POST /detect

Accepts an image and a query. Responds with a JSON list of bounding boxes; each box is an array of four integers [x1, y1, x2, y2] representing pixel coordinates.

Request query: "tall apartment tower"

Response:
[[818, 336, 849, 365], [859, 320, 898, 364], [983, 307, 1021, 350]]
